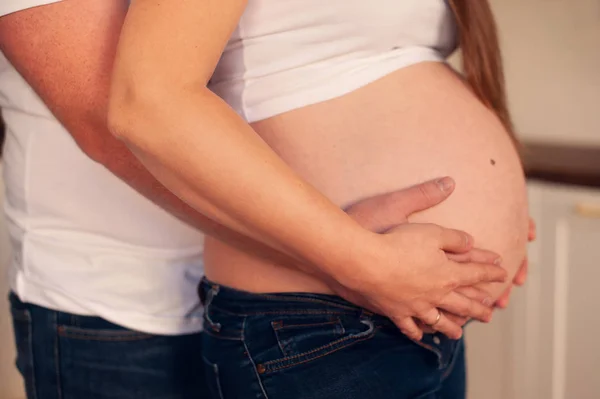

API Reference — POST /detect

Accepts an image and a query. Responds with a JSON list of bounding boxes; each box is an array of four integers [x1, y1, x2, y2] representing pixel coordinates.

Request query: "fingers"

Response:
[[528, 217, 537, 241], [438, 227, 474, 254], [409, 176, 456, 213], [344, 177, 456, 233], [437, 292, 493, 323], [447, 248, 502, 266], [418, 307, 463, 340], [513, 258, 528, 286], [494, 258, 528, 309], [442, 312, 469, 328], [394, 317, 424, 341], [495, 286, 513, 309], [455, 286, 494, 307], [451, 261, 508, 286]]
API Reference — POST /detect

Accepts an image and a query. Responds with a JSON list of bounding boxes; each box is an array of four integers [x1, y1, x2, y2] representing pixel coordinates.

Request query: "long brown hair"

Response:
[[448, 0, 517, 143]]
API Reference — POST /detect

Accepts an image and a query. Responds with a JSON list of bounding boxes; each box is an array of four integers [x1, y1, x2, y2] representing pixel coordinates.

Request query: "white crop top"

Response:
[[209, 0, 458, 123]]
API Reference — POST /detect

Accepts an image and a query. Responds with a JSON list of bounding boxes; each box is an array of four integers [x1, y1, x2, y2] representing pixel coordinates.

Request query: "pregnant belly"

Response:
[[204, 62, 529, 300]]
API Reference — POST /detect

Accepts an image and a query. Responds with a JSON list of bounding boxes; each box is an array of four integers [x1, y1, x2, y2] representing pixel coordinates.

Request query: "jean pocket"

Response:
[[271, 317, 346, 358], [256, 315, 376, 374]]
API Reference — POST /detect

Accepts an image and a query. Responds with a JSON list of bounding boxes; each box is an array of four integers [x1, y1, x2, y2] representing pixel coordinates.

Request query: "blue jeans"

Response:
[[200, 278, 466, 399], [9, 293, 208, 399]]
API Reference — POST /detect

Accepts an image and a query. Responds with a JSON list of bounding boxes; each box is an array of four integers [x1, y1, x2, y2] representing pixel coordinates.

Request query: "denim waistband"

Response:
[[199, 277, 462, 370], [200, 277, 373, 316]]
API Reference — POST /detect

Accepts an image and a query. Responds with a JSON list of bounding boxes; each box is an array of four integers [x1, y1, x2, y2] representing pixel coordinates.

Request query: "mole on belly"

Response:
[[490, 159, 496, 166]]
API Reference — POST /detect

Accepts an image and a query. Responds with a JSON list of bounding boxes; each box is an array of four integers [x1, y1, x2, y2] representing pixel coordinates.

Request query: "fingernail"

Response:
[[464, 234, 470, 247], [494, 257, 503, 266], [436, 177, 454, 192], [482, 298, 493, 307]]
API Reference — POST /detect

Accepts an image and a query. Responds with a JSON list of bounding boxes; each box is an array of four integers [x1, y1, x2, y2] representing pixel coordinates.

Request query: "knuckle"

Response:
[[444, 275, 460, 290]]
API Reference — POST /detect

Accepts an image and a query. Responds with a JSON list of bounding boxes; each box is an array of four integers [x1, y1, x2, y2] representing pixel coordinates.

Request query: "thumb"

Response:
[[345, 177, 456, 233], [387, 177, 456, 217]]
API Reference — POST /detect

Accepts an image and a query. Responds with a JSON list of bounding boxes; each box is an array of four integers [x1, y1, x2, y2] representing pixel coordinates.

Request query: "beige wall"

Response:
[[451, 0, 600, 146], [493, 0, 600, 146], [0, 164, 26, 399]]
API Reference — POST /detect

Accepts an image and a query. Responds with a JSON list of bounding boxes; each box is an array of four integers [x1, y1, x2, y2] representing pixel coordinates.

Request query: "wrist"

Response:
[[319, 228, 383, 293]]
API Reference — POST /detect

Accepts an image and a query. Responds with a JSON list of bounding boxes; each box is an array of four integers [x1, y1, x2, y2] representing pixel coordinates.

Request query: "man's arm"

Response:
[[0, 0, 478, 270], [0, 0, 262, 252], [0, 0, 506, 339]]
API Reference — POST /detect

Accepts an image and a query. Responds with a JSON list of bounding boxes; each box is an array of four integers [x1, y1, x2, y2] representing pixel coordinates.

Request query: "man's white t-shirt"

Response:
[[0, 1, 206, 335]]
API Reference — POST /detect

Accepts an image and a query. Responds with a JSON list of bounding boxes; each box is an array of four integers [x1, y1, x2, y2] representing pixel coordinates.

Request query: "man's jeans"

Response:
[[9, 293, 208, 399]]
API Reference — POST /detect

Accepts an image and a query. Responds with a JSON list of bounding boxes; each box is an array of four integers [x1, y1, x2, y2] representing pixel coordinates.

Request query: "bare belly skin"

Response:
[[204, 62, 529, 301]]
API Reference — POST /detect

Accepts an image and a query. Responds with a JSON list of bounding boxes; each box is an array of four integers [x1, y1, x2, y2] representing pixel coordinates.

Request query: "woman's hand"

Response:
[[495, 217, 536, 309], [367, 224, 505, 340], [329, 223, 506, 340], [340, 177, 504, 340]]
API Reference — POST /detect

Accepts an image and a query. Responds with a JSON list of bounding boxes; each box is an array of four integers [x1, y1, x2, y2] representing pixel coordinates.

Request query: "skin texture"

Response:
[[221, 61, 530, 298], [0, 0, 525, 340], [107, 0, 521, 340], [202, 62, 530, 335]]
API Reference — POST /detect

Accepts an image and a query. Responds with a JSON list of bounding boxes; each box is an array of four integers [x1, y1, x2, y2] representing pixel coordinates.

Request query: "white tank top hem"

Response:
[[230, 48, 446, 123], [1, 0, 457, 335], [8, 230, 205, 335], [11, 277, 204, 335]]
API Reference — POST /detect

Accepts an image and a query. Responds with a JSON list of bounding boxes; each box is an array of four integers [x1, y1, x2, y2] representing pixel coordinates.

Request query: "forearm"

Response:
[[109, 87, 369, 278], [0, 0, 294, 267], [90, 126, 284, 258]]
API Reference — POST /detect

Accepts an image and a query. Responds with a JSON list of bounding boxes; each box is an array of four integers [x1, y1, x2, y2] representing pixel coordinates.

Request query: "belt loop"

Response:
[[204, 284, 222, 332]]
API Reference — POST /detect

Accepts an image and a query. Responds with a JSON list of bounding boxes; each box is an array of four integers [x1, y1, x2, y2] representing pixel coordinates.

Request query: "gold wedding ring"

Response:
[[429, 310, 442, 328]]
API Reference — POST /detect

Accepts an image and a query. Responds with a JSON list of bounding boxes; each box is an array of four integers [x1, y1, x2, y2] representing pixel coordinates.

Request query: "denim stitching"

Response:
[[53, 312, 63, 399], [203, 328, 243, 341], [202, 282, 359, 312], [441, 339, 463, 380], [209, 303, 355, 317], [212, 362, 225, 399], [25, 309, 38, 399], [411, 340, 444, 370], [256, 294, 359, 311], [241, 310, 353, 316], [263, 320, 377, 368], [413, 385, 442, 399], [242, 318, 270, 399], [265, 327, 379, 373], [272, 319, 341, 330], [267, 336, 374, 373], [57, 326, 154, 342], [272, 318, 344, 357]]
